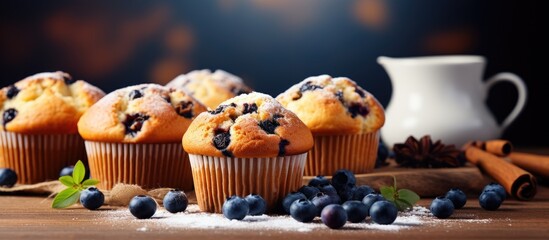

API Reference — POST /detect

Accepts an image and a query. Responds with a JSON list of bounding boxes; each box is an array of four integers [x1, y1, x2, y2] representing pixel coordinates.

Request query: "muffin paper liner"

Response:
[[85, 141, 193, 190], [0, 131, 86, 184], [305, 131, 379, 176], [189, 153, 307, 213]]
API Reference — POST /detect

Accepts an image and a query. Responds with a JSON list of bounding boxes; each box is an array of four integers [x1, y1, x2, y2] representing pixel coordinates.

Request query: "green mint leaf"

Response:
[[380, 186, 395, 201], [72, 160, 85, 184], [82, 178, 100, 187], [395, 198, 413, 211], [52, 188, 81, 209], [398, 189, 420, 207], [59, 176, 75, 187]]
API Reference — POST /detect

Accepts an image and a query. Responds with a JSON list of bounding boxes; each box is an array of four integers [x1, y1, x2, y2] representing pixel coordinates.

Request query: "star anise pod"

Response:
[[393, 135, 464, 168]]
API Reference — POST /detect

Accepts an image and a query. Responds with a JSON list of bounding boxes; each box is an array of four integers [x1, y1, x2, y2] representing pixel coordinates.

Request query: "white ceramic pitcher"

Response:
[[378, 55, 527, 148]]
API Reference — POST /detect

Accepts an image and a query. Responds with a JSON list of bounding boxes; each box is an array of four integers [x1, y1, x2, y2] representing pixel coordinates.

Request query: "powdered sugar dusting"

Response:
[[101, 205, 491, 232]]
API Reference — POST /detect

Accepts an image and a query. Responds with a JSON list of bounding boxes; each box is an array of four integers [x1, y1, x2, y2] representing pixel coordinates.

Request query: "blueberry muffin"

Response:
[[78, 84, 207, 190], [166, 69, 252, 109], [276, 75, 385, 175], [183, 92, 313, 213], [0, 71, 105, 184]]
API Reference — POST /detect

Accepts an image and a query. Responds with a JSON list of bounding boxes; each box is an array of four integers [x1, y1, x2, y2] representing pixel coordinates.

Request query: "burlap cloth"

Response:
[[0, 182, 196, 206]]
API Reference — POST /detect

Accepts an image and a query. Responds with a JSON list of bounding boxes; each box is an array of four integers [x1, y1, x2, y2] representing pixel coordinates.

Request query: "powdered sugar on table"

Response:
[[101, 205, 491, 232]]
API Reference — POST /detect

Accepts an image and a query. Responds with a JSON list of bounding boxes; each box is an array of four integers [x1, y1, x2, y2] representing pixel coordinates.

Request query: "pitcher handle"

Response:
[[485, 72, 528, 130]]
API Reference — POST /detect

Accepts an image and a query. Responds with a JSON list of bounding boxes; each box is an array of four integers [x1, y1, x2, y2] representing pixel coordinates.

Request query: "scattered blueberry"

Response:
[[245, 194, 267, 216], [80, 187, 105, 210], [0, 168, 17, 188], [482, 182, 506, 201], [369, 200, 398, 225], [223, 196, 249, 220], [298, 185, 320, 199], [342, 200, 368, 223], [59, 166, 74, 177], [351, 185, 375, 201], [129, 195, 157, 219], [362, 193, 385, 216], [308, 175, 330, 187], [430, 196, 454, 219], [321, 204, 347, 229], [479, 190, 503, 211], [163, 189, 188, 213], [311, 192, 337, 216], [445, 188, 467, 209], [282, 192, 307, 214], [289, 199, 317, 223]]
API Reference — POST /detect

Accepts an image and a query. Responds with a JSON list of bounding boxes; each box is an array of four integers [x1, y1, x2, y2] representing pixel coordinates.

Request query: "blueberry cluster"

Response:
[[283, 169, 399, 229], [222, 194, 267, 220], [127, 189, 190, 219]]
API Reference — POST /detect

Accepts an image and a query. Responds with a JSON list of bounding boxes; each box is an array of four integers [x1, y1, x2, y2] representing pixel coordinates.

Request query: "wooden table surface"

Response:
[[2, 147, 549, 239], [0, 185, 548, 239]]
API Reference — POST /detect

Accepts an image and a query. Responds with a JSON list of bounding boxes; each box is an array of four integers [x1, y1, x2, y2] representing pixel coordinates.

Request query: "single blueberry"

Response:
[[123, 113, 150, 136], [308, 175, 330, 187], [342, 200, 368, 223], [321, 204, 347, 229], [479, 190, 503, 211], [298, 185, 320, 199], [163, 189, 188, 213], [80, 187, 105, 210], [362, 193, 385, 216], [282, 192, 307, 214], [59, 166, 74, 177], [245, 194, 267, 216], [445, 188, 467, 209], [430, 196, 455, 219], [6, 85, 20, 99], [174, 101, 194, 118], [129, 195, 157, 219], [223, 195, 249, 220], [3, 108, 17, 128], [482, 182, 506, 201], [369, 200, 398, 225], [128, 89, 143, 100], [0, 168, 17, 187], [347, 103, 369, 118], [289, 199, 317, 223], [242, 103, 258, 114], [311, 192, 337, 216], [351, 185, 375, 201]]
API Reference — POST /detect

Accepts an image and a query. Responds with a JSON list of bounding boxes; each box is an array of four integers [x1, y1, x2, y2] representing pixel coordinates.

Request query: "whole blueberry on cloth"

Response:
[[0, 168, 17, 187], [223, 195, 249, 220], [129, 195, 157, 219], [163, 189, 188, 213]]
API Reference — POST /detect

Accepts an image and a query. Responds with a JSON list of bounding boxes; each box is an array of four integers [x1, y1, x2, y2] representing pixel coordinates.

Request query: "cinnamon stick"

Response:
[[465, 146, 537, 200], [463, 140, 513, 156], [509, 152, 549, 178]]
